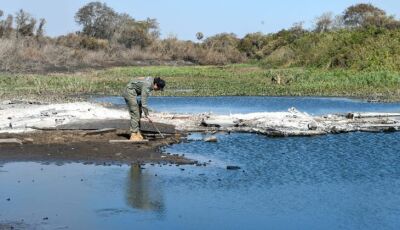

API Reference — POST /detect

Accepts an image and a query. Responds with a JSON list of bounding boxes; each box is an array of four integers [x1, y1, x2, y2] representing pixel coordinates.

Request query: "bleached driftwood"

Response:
[[347, 112, 400, 119], [152, 109, 400, 137], [0, 138, 23, 145], [1, 101, 399, 137], [109, 140, 149, 144]]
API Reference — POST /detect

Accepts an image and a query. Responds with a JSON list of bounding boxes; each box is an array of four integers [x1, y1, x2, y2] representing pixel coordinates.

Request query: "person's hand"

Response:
[[142, 107, 149, 117]]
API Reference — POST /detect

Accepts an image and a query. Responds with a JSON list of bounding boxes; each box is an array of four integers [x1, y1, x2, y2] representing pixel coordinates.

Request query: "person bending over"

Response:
[[123, 77, 165, 141]]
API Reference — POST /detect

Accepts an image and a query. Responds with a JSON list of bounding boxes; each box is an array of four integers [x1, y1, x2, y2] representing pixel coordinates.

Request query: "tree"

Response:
[[196, 32, 204, 41], [343, 3, 387, 28], [237, 32, 266, 58], [15, 9, 36, 37], [289, 22, 305, 35], [314, 12, 333, 33], [144, 17, 160, 40], [331, 15, 345, 30], [113, 14, 159, 48], [75, 2, 159, 48], [3, 15, 13, 38], [384, 19, 400, 30], [75, 2, 117, 40], [275, 22, 306, 43], [203, 33, 239, 51], [36, 18, 46, 39], [0, 10, 4, 37]]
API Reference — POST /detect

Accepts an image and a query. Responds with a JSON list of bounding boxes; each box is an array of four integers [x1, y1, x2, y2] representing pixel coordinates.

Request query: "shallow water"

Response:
[[94, 96, 400, 115], [2, 97, 400, 229], [1, 132, 400, 229]]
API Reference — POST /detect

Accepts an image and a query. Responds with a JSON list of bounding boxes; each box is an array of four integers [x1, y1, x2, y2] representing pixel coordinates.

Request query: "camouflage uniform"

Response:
[[123, 77, 154, 133]]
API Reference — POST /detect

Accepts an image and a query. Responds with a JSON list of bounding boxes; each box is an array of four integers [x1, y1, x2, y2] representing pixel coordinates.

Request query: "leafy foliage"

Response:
[[75, 2, 117, 40], [15, 9, 36, 37], [75, 2, 159, 48], [343, 3, 390, 28], [0, 12, 13, 38]]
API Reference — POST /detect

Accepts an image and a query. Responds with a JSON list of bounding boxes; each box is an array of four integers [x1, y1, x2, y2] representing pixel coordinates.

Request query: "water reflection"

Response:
[[125, 164, 165, 214]]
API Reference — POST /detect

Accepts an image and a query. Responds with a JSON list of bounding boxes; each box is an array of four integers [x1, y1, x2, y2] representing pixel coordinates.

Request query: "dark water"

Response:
[[2, 97, 400, 229], [93, 96, 400, 115]]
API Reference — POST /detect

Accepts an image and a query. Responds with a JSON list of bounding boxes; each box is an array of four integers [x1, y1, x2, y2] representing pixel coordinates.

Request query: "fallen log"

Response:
[[109, 139, 149, 144], [347, 112, 400, 119], [143, 133, 174, 138], [0, 138, 23, 145], [204, 136, 218, 142], [28, 126, 59, 131], [56, 119, 177, 134], [83, 128, 117, 136], [202, 118, 236, 127], [254, 128, 327, 137], [359, 126, 397, 133]]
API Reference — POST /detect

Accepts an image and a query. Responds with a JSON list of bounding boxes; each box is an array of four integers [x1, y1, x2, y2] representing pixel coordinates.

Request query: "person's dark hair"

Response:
[[154, 77, 166, 90]]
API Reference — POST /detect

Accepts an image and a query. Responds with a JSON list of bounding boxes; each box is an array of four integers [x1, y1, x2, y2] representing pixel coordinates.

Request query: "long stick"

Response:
[[147, 117, 165, 139]]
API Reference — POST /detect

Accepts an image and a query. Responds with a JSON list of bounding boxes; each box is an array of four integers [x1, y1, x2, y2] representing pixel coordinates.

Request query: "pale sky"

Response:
[[0, 0, 399, 40]]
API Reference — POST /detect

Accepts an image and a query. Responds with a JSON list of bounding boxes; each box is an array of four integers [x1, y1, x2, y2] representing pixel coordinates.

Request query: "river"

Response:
[[1, 97, 400, 229]]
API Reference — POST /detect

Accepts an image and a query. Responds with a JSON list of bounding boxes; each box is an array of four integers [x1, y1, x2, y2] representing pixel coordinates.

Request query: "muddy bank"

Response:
[[0, 130, 192, 165]]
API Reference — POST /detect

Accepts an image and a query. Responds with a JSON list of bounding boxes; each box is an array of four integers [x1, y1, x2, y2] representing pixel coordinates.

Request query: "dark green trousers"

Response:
[[123, 89, 141, 133]]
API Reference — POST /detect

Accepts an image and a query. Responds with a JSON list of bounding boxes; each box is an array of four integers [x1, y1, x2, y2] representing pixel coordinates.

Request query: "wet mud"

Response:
[[0, 130, 193, 165]]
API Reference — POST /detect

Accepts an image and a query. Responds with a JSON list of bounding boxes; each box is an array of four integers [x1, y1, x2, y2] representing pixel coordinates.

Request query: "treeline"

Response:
[[0, 2, 400, 72], [239, 4, 400, 71]]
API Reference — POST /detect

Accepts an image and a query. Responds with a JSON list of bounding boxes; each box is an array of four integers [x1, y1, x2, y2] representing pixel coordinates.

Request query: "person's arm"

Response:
[[141, 85, 151, 117]]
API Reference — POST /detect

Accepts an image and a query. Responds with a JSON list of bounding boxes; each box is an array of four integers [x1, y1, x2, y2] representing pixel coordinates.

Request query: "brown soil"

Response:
[[0, 130, 193, 165]]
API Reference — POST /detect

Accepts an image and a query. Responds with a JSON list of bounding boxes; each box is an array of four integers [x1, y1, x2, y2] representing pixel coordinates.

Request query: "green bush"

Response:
[[259, 28, 400, 71]]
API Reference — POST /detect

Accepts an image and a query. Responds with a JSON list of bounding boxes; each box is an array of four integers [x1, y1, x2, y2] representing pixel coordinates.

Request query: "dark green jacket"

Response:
[[126, 77, 154, 108]]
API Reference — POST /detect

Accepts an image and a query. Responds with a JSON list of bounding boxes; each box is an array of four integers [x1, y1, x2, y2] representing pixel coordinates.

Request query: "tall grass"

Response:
[[0, 36, 245, 73]]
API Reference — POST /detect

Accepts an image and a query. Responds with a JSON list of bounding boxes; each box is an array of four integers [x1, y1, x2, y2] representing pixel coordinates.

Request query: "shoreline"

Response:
[[1, 99, 399, 165], [0, 130, 193, 166], [0, 100, 195, 165], [1, 93, 399, 104]]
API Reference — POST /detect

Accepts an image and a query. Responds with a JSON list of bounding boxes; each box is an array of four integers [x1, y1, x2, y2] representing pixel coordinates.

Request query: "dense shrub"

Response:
[[261, 27, 400, 71]]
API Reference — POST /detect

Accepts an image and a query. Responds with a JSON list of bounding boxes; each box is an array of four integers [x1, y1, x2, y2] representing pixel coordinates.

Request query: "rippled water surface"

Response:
[[1, 97, 400, 229]]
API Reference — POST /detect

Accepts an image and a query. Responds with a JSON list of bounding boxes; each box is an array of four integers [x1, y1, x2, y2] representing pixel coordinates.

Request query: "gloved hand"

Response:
[[142, 107, 149, 117]]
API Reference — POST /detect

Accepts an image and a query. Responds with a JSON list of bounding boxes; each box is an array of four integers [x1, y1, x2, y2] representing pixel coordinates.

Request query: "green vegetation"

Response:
[[1, 65, 399, 101], [255, 27, 400, 71]]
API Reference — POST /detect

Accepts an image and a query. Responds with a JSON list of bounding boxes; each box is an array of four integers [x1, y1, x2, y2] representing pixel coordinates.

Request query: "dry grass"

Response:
[[0, 36, 246, 73]]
